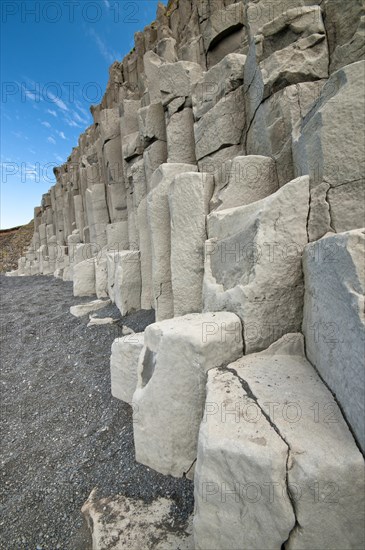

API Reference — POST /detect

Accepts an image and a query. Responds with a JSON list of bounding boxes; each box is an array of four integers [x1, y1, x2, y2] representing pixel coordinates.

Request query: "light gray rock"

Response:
[[73, 195, 85, 237], [85, 184, 110, 228], [137, 196, 154, 310], [138, 103, 167, 147], [245, 0, 319, 39], [133, 312, 243, 477], [143, 140, 168, 185], [95, 254, 108, 299], [198, 145, 244, 175], [106, 221, 129, 250], [207, 28, 247, 69], [73, 259, 96, 297], [247, 81, 326, 186], [87, 316, 115, 327], [324, 0, 365, 72], [158, 60, 203, 106], [99, 107, 120, 144], [143, 51, 164, 104], [167, 108, 196, 164], [204, 176, 309, 353], [122, 132, 143, 162], [255, 6, 329, 99], [114, 250, 142, 316], [166, 96, 186, 118], [194, 334, 365, 550], [194, 86, 245, 161], [106, 251, 121, 303], [110, 333, 144, 403], [327, 180, 365, 234], [120, 99, 141, 138], [121, 326, 135, 337], [156, 37, 178, 63], [147, 163, 198, 321], [214, 155, 279, 211], [90, 222, 108, 249], [178, 34, 206, 69], [192, 53, 246, 120], [302, 229, 365, 453], [130, 158, 147, 211], [169, 172, 213, 316], [293, 61, 365, 240], [38, 224, 47, 246], [202, 3, 245, 51], [194, 367, 294, 550], [70, 299, 111, 318]]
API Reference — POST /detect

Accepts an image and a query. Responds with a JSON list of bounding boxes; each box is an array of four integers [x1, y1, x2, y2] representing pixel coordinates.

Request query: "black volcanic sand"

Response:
[[0, 275, 194, 550]]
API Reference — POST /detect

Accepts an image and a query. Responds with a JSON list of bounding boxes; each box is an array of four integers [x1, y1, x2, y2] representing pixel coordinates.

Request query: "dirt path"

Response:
[[0, 275, 193, 550]]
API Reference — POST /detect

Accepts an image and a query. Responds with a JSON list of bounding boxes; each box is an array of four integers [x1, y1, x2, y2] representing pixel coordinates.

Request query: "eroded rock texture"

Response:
[[10, 1, 364, 548]]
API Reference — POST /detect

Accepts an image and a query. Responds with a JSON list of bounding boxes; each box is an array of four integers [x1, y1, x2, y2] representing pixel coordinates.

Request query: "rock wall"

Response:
[[10, 1, 365, 548]]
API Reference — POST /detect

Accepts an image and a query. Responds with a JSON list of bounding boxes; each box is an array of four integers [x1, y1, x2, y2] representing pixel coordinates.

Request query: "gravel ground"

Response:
[[0, 275, 194, 550]]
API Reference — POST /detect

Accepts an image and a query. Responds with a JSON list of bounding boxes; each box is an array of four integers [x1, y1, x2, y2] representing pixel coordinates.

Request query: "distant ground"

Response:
[[0, 221, 34, 273]]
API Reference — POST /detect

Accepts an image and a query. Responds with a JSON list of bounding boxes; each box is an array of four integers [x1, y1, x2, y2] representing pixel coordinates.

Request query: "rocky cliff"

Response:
[[9, 1, 365, 548]]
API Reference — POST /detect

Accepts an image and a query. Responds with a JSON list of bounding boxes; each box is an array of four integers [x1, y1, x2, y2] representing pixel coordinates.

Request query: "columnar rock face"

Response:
[[302, 229, 365, 453], [15, 1, 364, 294], [133, 312, 243, 478], [214, 155, 279, 210], [114, 251, 142, 316], [169, 172, 214, 316], [204, 177, 310, 353], [73, 259, 96, 297], [110, 333, 145, 403], [10, 1, 365, 547], [147, 163, 197, 321], [293, 60, 365, 241], [194, 335, 365, 550]]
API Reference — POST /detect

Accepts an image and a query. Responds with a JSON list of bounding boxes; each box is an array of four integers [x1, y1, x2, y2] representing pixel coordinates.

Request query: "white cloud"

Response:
[[47, 91, 68, 112], [42, 121, 51, 128], [11, 131, 28, 140], [47, 109, 57, 117], [64, 117, 81, 128], [57, 131, 66, 140], [19, 80, 42, 102], [74, 100, 89, 117], [25, 90, 37, 101], [54, 154, 64, 163], [73, 111, 88, 124], [88, 28, 119, 64], [47, 136, 56, 144]]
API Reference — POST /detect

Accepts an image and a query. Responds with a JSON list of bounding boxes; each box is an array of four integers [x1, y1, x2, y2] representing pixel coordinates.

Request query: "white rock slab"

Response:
[[114, 250, 142, 316], [147, 163, 198, 321], [194, 334, 365, 550], [204, 176, 309, 353], [293, 60, 365, 240], [110, 333, 144, 403], [133, 312, 243, 478], [70, 299, 111, 318], [73, 259, 96, 297], [302, 229, 365, 453], [194, 87, 245, 161], [215, 155, 279, 211], [169, 172, 213, 316]]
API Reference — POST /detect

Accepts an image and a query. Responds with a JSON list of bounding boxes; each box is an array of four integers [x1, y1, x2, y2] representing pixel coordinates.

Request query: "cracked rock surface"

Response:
[[193, 334, 365, 550]]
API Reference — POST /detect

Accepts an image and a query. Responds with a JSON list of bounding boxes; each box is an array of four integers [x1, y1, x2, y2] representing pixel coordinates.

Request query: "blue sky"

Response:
[[1, 0, 165, 228]]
